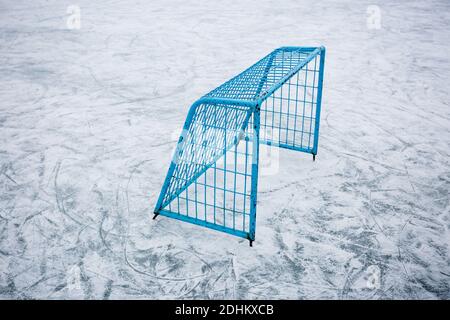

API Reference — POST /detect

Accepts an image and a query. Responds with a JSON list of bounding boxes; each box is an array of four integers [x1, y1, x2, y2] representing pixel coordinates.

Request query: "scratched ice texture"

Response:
[[0, 0, 449, 299]]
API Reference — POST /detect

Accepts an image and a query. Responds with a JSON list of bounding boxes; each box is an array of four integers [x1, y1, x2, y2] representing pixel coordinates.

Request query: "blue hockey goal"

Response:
[[154, 46, 326, 246]]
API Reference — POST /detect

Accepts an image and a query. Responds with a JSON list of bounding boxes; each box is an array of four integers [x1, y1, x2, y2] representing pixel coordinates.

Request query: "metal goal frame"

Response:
[[154, 47, 326, 246]]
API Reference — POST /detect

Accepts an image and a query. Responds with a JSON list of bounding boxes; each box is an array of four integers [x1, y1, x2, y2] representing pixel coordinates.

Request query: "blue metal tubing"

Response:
[[158, 209, 250, 239], [278, 46, 319, 51], [312, 47, 326, 155], [249, 106, 260, 241], [195, 97, 257, 108], [154, 99, 205, 213], [154, 98, 255, 213], [258, 139, 313, 154], [257, 47, 321, 104], [153, 46, 326, 244]]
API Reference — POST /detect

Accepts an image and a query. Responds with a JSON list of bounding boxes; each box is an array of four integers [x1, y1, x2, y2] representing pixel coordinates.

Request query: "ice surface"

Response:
[[0, 0, 449, 299]]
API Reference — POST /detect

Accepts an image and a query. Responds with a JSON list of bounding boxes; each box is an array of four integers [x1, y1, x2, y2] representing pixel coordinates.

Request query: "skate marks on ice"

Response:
[[1, 0, 450, 299]]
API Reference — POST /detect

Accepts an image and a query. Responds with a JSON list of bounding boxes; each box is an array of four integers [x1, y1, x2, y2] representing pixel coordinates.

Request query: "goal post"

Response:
[[154, 47, 326, 246]]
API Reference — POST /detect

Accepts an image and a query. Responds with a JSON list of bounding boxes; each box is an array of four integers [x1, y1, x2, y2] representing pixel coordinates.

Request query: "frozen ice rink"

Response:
[[0, 0, 449, 299]]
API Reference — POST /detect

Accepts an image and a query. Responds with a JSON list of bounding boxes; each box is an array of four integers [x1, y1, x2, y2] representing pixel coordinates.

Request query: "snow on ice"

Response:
[[0, 0, 449, 299]]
